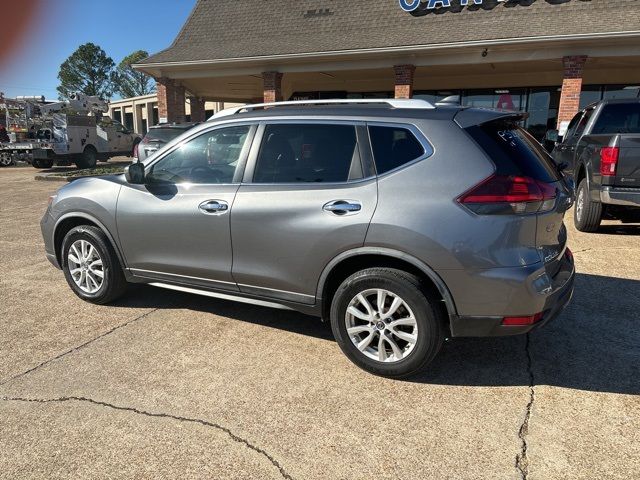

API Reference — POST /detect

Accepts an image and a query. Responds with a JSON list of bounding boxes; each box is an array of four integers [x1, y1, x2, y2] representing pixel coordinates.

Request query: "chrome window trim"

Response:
[[365, 121, 435, 178]]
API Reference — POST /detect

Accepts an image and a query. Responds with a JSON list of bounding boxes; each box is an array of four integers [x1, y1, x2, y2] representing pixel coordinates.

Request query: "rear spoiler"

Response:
[[454, 109, 529, 129]]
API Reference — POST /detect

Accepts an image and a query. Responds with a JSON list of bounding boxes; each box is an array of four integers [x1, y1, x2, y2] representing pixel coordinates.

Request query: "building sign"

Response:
[[400, 0, 514, 13]]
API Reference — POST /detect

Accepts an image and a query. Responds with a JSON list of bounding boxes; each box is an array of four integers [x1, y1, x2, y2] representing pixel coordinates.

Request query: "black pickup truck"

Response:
[[551, 99, 640, 232]]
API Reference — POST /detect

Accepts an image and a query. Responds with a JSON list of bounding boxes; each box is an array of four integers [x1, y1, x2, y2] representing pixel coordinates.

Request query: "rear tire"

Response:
[[574, 178, 602, 232], [76, 146, 98, 169], [61, 225, 127, 304], [330, 268, 444, 378]]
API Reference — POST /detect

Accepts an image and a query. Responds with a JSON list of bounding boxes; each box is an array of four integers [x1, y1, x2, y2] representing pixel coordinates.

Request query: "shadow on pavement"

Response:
[[109, 273, 639, 395], [594, 224, 640, 235]]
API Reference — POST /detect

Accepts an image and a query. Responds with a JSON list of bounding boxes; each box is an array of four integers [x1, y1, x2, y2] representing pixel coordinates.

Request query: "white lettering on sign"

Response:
[[399, 0, 508, 12]]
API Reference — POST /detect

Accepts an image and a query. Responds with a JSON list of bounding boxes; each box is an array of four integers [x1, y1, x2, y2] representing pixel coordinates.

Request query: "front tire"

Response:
[[61, 226, 127, 304], [75, 146, 98, 169], [330, 268, 444, 378], [574, 178, 602, 232]]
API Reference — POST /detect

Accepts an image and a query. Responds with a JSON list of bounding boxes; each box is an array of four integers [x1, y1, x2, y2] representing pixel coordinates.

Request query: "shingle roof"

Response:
[[140, 0, 640, 64]]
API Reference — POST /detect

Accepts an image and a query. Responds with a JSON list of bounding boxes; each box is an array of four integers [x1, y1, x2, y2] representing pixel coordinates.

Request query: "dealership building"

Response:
[[134, 0, 640, 140]]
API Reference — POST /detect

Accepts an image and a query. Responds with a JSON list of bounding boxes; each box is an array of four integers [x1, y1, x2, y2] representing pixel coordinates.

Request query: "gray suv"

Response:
[[41, 99, 575, 377]]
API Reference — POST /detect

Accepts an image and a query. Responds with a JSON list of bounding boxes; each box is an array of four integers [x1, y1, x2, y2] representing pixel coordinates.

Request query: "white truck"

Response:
[[0, 93, 141, 169]]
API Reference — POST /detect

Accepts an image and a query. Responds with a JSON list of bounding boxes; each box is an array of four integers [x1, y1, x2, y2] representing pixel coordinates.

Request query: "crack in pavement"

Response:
[[515, 333, 535, 480], [0, 307, 161, 387], [1, 395, 293, 480]]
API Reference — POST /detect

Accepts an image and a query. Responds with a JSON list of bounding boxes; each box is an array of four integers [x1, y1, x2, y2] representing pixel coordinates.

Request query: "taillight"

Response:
[[133, 142, 139, 160], [600, 147, 619, 177], [502, 312, 544, 326], [141, 136, 150, 144], [457, 175, 557, 215]]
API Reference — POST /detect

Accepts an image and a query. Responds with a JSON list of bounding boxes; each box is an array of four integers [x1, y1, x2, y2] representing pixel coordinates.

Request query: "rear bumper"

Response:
[[449, 251, 575, 337], [600, 186, 640, 207]]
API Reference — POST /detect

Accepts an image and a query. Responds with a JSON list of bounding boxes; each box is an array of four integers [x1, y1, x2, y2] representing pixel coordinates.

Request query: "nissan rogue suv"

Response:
[[41, 99, 575, 378]]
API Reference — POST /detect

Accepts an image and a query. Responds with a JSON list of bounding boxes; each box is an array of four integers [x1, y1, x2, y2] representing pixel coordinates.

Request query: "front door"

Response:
[[117, 124, 255, 291], [231, 122, 377, 304]]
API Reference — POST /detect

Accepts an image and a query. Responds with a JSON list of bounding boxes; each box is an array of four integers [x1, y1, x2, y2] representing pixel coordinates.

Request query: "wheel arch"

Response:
[[317, 247, 458, 324], [54, 212, 126, 269]]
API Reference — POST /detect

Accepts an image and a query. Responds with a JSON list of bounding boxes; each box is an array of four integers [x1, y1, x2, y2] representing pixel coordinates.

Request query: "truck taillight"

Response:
[[133, 142, 139, 160], [457, 175, 557, 215], [600, 147, 619, 177]]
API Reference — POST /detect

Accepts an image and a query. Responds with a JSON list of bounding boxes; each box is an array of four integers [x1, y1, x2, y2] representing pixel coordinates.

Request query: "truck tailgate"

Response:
[[614, 134, 640, 187]]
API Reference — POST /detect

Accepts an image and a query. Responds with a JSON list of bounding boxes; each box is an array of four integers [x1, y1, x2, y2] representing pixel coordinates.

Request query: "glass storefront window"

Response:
[[414, 91, 461, 105], [579, 86, 602, 109], [526, 87, 561, 142], [462, 89, 526, 111], [603, 85, 640, 100]]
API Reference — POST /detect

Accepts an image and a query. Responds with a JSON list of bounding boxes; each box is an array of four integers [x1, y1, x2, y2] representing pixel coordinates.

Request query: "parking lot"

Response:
[[0, 166, 638, 479]]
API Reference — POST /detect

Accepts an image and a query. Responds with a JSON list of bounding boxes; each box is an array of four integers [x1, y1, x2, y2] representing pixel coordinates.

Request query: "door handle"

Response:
[[199, 200, 229, 215], [323, 200, 362, 216]]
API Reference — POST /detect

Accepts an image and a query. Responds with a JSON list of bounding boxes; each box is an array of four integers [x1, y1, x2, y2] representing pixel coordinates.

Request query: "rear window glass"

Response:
[[368, 126, 426, 175], [466, 122, 560, 182], [145, 128, 188, 143], [592, 103, 640, 134]]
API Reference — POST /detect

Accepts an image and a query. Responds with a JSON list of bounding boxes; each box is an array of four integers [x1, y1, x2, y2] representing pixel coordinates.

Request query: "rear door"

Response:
[[230, 121, 377, 304]]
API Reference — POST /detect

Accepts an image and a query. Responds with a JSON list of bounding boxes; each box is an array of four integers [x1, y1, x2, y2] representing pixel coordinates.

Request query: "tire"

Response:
[[0, 154, 12, 167], [330, 268, 445, 378], [574, 178, 602, 232], [61, 225, 127, 304], [39, 158, 54, 169], [75, 146, 98, 169], [32, 159, 43, 169]]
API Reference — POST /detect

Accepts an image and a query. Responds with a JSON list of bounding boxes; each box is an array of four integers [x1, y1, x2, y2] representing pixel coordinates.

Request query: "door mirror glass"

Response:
[[545, 129, 559, 142], [125, 161, 145, 184]]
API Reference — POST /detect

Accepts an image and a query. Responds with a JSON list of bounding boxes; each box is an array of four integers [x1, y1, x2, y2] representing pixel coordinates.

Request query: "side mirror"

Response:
[[124, 161, 145, 184], [545, 129, 559, 142]]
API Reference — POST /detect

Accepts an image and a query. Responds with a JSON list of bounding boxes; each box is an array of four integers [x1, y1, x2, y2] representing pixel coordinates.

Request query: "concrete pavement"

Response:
[[0, 167, 638, 479]]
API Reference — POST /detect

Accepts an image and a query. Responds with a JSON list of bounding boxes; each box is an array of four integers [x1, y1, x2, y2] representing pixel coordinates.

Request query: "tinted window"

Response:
[[592, 103, 640, 134], [368, 126, 425, 174], [148, 125, 250, 184], [253, 124, 359, 183], [466, 122, 560, 183], [564, 112, 583, 138]]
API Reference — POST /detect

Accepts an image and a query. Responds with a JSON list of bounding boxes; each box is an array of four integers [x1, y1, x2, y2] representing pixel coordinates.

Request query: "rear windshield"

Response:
[[465, 122, 560, 183], [592, 103, 640, 134], [145, 128, 187, 143]]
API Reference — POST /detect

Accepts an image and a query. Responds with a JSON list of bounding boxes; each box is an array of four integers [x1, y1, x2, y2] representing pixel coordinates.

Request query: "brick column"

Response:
[[156, 77, 186, 123], [188, 96, 206, 122], [262, 71, 283, 103], [394, 64, 416, 99], [557, 56, 587, 129]]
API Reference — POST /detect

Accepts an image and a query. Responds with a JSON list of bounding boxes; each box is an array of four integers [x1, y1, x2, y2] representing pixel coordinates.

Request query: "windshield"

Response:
[[592, 103, 640, 134], [145, 127, 187, 143]]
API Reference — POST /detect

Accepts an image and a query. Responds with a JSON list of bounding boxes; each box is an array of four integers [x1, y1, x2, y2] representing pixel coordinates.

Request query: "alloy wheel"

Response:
[[345, 288, 418, 363], [67, 239, 104, 293]]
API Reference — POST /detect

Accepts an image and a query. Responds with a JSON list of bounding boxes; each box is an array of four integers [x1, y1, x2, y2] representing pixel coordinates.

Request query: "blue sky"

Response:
[[0, 0, 196, 100]]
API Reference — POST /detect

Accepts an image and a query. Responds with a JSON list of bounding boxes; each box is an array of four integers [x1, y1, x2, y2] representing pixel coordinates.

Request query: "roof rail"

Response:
[[210, 98, 435, 120]]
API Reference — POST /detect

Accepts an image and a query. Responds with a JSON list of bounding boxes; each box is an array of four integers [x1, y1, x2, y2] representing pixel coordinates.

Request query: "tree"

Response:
[[57, 43, 115, 100], [112, 50, 154, 99]]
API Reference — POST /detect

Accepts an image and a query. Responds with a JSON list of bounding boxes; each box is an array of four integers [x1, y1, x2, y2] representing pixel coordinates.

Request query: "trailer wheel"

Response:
[[76, 146, 98, 169], [0, 154, 13, 167]]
